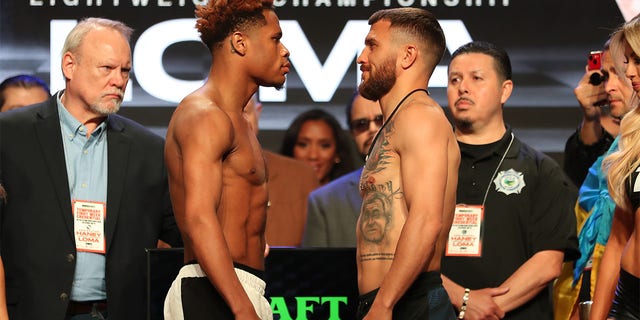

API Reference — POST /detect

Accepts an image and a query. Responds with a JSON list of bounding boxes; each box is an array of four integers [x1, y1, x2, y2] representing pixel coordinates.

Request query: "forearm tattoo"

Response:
[[360, 252, 394, 262]]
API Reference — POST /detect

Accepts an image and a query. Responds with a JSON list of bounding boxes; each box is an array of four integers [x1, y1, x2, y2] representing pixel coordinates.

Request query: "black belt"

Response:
[[66, 300, 107, 315]]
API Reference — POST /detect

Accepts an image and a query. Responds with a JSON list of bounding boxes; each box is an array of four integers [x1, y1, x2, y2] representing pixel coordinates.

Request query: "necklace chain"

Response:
[[365, 88, 428, 161]]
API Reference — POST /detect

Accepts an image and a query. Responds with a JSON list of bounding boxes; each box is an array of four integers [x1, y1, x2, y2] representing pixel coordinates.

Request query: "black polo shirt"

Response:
[[442, 128, 578, 320]]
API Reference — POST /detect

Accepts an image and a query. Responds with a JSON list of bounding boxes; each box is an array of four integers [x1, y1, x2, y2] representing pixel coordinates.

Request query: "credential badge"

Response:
[[493, 168, 525, 195]]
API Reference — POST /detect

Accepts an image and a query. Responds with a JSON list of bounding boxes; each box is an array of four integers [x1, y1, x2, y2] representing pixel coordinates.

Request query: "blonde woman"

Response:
[[592, 15, 640, 320]]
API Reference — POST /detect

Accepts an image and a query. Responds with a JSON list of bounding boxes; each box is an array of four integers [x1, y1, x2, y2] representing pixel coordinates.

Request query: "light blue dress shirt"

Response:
[[57, 94, 108, 301]]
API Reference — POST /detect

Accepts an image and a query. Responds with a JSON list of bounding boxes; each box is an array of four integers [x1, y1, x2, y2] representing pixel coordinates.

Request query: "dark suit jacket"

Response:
[[0, 95, 181, 319], [302, 167, 362, 247]]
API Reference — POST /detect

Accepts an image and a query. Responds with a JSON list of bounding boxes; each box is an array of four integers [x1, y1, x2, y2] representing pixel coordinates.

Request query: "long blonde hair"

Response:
[[604, 14, 640, 210]]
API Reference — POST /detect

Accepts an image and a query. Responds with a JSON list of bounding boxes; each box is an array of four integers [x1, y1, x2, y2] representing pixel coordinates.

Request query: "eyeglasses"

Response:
[[350, 115, 383, 133]]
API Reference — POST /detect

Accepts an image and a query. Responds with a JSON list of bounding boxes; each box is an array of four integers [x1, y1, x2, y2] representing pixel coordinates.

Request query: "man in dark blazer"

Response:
[[302, 93, 382, 247], [0, 17, 181, 319]]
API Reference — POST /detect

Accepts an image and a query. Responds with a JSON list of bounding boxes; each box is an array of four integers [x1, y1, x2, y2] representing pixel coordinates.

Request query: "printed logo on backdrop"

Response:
[[4, 0, 629, 109], [48, 19, 473, 103], [32, 0, 518, 104]]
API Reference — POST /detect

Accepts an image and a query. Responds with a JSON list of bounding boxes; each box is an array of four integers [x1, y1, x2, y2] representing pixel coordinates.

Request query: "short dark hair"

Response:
[[369, 7, 446, 68], [0, 74, 50, 108], [450, 41, 512, 81]]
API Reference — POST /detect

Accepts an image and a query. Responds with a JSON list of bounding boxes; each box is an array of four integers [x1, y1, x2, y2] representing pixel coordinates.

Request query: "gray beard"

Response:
[[90, 100, 121, 116]]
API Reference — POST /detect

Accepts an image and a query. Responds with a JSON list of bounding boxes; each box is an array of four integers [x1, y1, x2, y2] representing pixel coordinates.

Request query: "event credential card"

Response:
[[73, 200, 106, 254], [445, 205, 483, 257]]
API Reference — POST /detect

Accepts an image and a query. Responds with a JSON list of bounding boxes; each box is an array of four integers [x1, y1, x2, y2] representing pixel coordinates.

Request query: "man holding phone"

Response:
[[563, 42, 633, 187], [554, 37, 635, 320]]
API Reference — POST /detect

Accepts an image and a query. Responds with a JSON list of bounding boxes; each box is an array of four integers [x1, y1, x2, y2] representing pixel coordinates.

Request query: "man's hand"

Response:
[[574, 68, 607, 121], [462, 287, 509, 320]]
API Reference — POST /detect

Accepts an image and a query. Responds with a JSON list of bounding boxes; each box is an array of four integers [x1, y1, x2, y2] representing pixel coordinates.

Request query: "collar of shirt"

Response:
[[459, 126, 514, 162], [56, 91, 107, 141]]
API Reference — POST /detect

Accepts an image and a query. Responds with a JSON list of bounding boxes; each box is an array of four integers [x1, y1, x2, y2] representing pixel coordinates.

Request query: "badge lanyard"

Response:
[[446, 132, 514, 257], [481, 133, 515, 206]]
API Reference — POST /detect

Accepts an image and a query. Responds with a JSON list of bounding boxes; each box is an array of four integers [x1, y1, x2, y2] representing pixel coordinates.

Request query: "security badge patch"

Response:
[[493, 168, 526, 195]]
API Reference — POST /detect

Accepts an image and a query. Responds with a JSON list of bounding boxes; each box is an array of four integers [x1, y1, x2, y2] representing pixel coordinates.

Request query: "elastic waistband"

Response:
[[359, 287, 379, 302], [180, 262, 266, 295], [233, 262, 265, 280], [359, 271, 442, 301], [185, 260, 264, 280]]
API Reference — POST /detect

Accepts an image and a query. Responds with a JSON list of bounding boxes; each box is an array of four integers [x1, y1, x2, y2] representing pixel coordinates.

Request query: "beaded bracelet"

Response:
[[458, 288, 470, 319]]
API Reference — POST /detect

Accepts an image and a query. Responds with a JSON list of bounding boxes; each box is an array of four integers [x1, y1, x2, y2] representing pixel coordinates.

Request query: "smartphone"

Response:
[[588, 51, 602, 71]]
